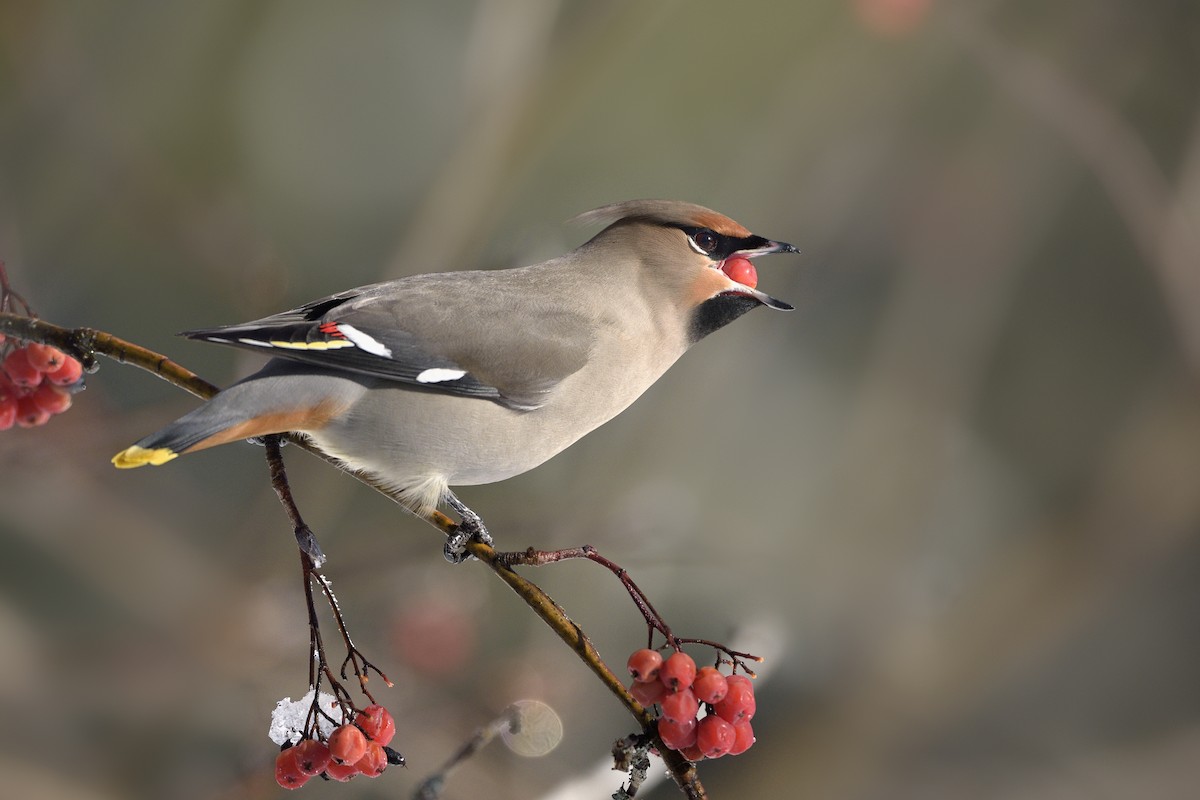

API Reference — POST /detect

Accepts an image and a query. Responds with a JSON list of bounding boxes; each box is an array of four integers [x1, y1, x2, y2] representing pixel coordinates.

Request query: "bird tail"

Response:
[[111, 404, 239, 468], [112, 367, 354, 468]]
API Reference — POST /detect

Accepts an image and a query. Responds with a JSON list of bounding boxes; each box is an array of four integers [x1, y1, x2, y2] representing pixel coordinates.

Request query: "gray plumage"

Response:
[[114, 200, 799, 529]]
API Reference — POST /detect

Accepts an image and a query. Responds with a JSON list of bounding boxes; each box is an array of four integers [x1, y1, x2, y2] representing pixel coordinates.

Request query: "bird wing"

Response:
[[182, 272, 593, 411]]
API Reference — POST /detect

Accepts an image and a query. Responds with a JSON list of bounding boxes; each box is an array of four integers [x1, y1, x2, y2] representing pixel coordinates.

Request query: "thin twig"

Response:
[[0, 261, 35, 316], [412, 705, 522, 800], [263, 435, 326, 566], [497, 545, 763, 676], [263, 435, 393, 710]]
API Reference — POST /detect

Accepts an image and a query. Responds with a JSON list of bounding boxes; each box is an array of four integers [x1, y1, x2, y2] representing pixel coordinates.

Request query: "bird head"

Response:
[[574, 199, 799, 340]]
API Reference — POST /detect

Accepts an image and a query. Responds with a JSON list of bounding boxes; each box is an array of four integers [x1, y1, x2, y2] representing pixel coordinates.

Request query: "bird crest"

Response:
[[572, 200, 752, 238]]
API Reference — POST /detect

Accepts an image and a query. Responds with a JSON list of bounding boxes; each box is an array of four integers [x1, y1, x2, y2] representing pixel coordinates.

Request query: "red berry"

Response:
[[729, 721, 755, 756], [328, 723, 368, 765], [15, 395, 49, 428], [660, 687, 699, 724], [356, 704, 396, 746], [292, 738, 331, 776], [31, 383, 71, 415], [0, 393, 16, 431], [45, 356, 83, 386], [679, 743, 706, 762], [659, 651, 697, 692], [692, 667, 729, 705], [725, 674, 754, 691], [4, 348, 42, 389], [657, 716, 697, 751], [721, 257, 758, 288], [696, 715, 736, 758], [275, 748, 310, 790], [323, 759, 360, 782], [713, 682, 756, 725], [26, 343, 67, 373], [629, 678, 666, 708], [354, 741, 388, 777], [627, 648, 664, 683]]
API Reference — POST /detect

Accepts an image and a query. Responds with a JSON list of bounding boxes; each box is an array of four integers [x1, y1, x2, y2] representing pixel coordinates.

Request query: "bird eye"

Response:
[[692, 230, 718, 254]]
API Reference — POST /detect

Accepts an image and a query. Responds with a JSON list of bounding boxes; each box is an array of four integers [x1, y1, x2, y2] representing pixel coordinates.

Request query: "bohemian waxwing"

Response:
[[112, 200, 799, 559]]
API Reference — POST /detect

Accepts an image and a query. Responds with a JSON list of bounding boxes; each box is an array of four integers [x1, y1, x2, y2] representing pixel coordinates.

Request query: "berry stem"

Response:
[[314, 568, 393, 695], [494, 544, 762, 676], [672, 638, 763, 679], [495, 545, 671, 646], [0, 261, 35, 317]]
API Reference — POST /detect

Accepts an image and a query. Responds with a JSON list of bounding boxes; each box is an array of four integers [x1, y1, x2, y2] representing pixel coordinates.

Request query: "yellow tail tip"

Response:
[[112, 446, 178, 468]]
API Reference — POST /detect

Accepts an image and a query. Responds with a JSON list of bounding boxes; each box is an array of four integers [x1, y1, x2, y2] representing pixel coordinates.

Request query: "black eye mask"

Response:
[[676, 226, 776, 261]]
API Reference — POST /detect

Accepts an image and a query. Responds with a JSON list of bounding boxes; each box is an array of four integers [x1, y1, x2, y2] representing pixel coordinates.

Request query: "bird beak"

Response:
[[737, 286, 794, 311], [734, 238, 800, 259], [724, 236, 799, 311]]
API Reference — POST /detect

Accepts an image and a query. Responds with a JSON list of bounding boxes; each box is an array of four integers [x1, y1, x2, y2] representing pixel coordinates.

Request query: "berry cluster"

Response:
[[275, 704, 399, 789], [627, 648, 756, 761], [0, 338, 83, 430]]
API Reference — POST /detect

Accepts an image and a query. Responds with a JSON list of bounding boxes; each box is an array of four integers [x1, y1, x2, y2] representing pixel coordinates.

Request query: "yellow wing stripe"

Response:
[[268, 340, 354, 350]]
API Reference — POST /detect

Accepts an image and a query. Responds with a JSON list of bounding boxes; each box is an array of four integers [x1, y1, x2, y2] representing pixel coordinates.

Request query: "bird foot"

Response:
[[442, 496, 494, 564]]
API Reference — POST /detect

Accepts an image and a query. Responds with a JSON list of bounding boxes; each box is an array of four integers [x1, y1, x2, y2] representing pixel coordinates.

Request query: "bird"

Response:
[[112, 200, 799, 559]]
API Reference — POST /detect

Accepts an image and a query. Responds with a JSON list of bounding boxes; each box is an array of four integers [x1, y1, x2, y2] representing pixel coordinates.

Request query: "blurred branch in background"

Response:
[[945, 9, 1200, 373], [384, 0, 564, 278]]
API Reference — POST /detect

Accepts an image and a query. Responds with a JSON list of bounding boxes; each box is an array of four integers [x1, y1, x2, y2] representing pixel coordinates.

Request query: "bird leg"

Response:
[[442, 490, 494, 563]]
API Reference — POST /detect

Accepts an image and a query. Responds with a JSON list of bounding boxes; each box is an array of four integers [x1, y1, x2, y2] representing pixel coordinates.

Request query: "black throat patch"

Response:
[[688, 294, 761, 343]]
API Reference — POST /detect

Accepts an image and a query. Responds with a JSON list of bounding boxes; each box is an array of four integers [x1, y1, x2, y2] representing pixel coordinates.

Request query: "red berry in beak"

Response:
[[721, 257, 758, 289]]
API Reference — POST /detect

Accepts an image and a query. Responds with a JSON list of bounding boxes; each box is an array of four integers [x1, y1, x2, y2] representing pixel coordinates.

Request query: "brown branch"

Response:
[[2, 309, 707, 797], [0, 311, 217, 399]]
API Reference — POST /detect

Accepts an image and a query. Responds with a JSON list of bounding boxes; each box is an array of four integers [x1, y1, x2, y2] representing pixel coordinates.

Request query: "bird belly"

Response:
[[308, 384, 584, 488], [306, 347, 677, 495]]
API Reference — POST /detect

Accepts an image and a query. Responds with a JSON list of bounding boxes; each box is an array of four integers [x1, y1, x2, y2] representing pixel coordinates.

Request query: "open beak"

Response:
[[736, 285, 794, 311], [723, 236, 799, 310]]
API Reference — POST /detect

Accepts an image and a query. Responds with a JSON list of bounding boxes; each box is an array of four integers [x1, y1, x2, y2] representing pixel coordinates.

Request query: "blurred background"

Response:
[[2, 1, 1198, 798]]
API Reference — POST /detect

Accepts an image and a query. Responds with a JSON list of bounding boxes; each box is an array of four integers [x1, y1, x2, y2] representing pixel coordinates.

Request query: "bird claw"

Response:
[[442, 530, 471, 563], [441, 491, 494, 564], [442, 510, 493, 564]]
